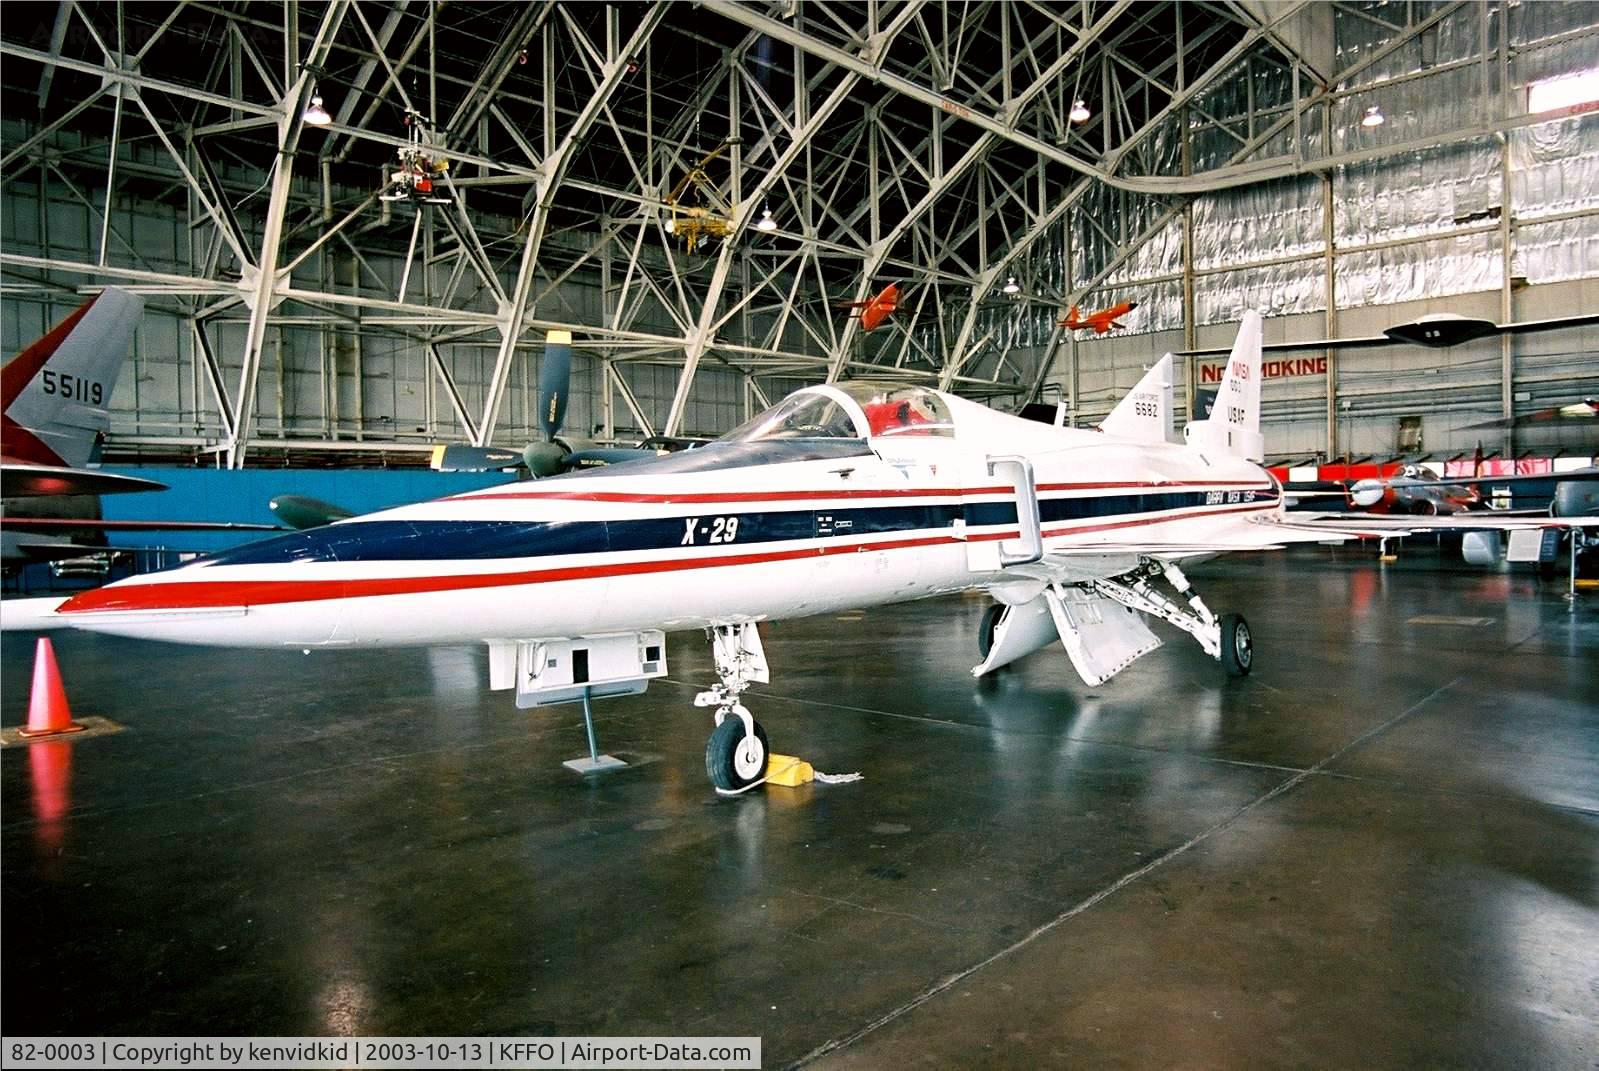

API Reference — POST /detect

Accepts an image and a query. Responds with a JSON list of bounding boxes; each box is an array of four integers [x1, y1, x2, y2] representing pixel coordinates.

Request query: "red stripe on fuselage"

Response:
[[57, 501, 1278, 615]]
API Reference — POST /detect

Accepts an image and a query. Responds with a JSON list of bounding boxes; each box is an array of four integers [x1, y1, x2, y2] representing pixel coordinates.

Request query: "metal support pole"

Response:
[[563, 686, 627, 774], [581, 687, 599, 764]]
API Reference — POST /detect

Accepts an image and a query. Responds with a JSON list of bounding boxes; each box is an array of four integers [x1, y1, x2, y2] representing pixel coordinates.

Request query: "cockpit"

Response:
[[719, 383, 955, 444]]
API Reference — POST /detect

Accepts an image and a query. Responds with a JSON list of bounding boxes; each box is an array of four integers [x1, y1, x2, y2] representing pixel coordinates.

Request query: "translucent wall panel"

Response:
[[1191, 175, 1323, 270], [1335, 230, 1501, 308], [1196, 261, 1324, 325], [1515, 214, 1599, 284], [1103, 216, 1182, 283], [1333, 139, 1500, 244], [1511, 116, 1599, 219]]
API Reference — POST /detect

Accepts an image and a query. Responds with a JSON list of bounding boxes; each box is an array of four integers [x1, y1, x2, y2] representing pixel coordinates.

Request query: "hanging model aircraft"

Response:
[[1059, 301, 1139, 335], [836, 283, 901, 334], [12, 311, 1387, 793], [1176, 311, 1599, 356], [379, 109, 452, 205], [2, 289, 274, 568]]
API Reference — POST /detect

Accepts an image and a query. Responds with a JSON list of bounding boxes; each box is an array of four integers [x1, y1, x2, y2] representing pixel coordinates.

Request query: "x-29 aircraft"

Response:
[[38, 312, 1350, 791]]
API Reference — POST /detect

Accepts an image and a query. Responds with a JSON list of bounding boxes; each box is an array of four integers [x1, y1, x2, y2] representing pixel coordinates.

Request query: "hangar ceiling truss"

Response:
[[0, 1, 1557, 460]]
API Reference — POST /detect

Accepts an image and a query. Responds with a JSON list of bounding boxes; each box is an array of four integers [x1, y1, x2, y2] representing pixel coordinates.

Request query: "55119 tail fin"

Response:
[[1, 288, 144, 468]]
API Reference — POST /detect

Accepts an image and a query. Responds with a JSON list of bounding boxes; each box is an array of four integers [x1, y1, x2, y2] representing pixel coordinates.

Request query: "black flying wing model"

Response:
[[1176, 313, 1599, 357]]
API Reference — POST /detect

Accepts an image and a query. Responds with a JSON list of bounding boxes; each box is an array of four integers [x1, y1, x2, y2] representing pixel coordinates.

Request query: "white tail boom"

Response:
[[1183, 310, 1263, 462], [1099, 353, 1174, 445]]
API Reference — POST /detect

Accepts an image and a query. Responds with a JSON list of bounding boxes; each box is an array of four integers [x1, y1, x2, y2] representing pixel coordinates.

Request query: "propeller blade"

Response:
[[539, 330, 573, 442]]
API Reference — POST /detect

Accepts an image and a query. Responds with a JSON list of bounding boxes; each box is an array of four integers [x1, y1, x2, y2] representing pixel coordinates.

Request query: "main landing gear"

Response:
[[696, 622, 773, 792], [1087, 559, 1253, 677]]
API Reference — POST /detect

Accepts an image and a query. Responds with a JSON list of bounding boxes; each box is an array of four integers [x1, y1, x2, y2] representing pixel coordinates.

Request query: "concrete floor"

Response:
[[3, 546, 1596, 1067]]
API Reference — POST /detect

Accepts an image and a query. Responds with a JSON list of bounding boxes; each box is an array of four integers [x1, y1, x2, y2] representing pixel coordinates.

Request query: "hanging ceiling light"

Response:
[[1069, 100, 1091, 124], [303, 93, 332, 127], [755, 207, 778, 232], [1002, 276, 1020, 295], [1361, 105, 1385, 128]]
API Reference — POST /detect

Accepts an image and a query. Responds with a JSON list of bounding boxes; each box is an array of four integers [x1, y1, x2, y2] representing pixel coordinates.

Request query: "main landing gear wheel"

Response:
[[705, 717, 770, 792], [1220, 613, 1253, 677], [978, 604, 1006, 658]]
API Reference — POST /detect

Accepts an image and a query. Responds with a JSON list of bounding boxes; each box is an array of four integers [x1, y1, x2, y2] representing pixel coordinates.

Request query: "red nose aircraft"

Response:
[[1059, 301, 1138, 335]]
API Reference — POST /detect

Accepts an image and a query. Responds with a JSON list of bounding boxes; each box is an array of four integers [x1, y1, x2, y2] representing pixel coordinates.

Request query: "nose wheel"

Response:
[[705, 712, 770, 791], [696, 622, 774, 792]]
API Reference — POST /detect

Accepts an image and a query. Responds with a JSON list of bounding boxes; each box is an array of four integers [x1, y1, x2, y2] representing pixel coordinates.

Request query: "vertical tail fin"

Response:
[[1182, 310, 1264, 461], [2, 288, 144, 467], [1099, 354, 1173, 444]]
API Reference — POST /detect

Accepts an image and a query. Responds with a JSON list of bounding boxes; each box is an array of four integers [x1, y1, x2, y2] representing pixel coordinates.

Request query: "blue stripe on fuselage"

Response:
[[196, 488, 1274, 566]]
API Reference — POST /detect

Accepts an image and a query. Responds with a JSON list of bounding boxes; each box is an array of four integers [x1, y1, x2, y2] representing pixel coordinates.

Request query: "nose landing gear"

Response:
[[695, 622, 772, 792]]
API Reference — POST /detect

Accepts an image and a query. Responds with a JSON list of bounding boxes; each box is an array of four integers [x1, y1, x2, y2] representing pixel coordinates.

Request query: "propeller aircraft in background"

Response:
[[431, 331, 709, 480]]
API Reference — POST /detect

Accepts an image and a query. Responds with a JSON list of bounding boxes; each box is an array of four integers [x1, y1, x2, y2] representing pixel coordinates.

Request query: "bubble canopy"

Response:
[[719, 383, 955, 443]]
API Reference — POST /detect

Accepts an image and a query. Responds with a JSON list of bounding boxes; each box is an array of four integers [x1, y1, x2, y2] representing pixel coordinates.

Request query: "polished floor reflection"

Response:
[[3, 546, 1595, 1067]]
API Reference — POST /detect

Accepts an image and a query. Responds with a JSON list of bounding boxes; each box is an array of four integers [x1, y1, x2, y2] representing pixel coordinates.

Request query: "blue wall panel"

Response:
[[96, 467, 519, 552]]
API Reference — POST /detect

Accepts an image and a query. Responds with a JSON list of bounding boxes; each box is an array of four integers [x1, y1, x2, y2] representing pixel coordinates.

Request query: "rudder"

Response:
[[1183, 310, 1263, 461]]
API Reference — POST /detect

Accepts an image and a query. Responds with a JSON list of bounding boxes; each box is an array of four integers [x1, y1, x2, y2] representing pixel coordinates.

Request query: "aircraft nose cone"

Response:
[[1350, 481, 1384, 507]]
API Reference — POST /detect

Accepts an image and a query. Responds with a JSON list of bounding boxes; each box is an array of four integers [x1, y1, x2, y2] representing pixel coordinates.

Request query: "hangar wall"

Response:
[[1062, 276, 1598, 461], [1036, 1, 1599, 462], [3, 3, 1596, 462]]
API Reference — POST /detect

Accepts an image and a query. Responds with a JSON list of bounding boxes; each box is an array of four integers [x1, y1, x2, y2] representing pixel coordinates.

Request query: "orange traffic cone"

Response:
[[18, 638, 86, 738]]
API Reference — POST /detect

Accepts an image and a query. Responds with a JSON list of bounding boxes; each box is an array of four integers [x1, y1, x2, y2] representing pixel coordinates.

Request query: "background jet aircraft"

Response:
[[2, 289, 273, 567], [1458, 398, 1599, 431]]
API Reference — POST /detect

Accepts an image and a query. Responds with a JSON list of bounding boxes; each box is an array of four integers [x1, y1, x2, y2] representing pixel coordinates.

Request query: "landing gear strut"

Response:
[[696, 623, 772, 792], [1090, 559, 1253, 677]]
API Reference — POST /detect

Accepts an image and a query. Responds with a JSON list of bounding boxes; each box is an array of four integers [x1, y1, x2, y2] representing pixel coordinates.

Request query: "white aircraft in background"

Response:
[[4, 312, 1424, 790]]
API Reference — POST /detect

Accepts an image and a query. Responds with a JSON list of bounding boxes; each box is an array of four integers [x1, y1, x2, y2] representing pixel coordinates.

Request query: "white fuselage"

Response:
[[54, 394, 1280, 648]]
